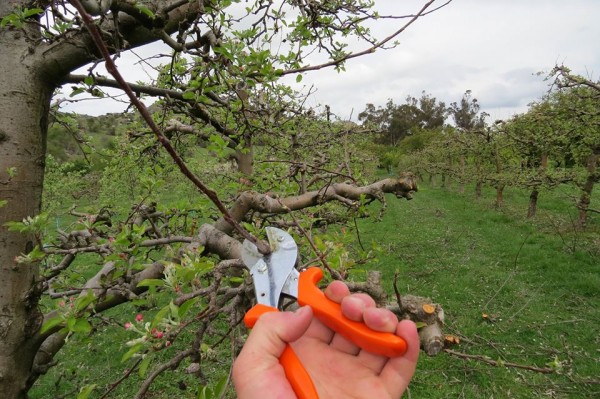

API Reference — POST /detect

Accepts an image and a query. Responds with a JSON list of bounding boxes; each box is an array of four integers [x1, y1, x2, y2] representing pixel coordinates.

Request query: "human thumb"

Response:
[[233, 306, 313, 397]]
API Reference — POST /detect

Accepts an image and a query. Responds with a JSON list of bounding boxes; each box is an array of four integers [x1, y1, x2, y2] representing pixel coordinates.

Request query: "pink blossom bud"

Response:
[[165, 341, 171, 347], [154, 331, 164, 339], [135, 314, 143, 322], [124, 322, 133, 330]]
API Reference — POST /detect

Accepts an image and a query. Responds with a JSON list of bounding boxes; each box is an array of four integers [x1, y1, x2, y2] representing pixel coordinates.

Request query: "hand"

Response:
[[232, 280, 420, 398]]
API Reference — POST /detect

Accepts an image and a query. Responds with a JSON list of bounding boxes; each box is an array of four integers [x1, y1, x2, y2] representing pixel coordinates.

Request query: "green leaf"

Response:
[[136, 5, 155, 18], [66, 316, 77, 331], [213, 375, 229, 398], [197, 385, 212, 399], [83, 75, 94, 85], [71, 319, 92, 334], [137, 279, 166, 288], [27, 245, 46, 262], [77, 384, 97, 399], [22, 8, 44, 18], [74, 290, 96, 312], [296, 74, 303, 83], [70, 87, 85, 97], [40, 315, 64, 334], [178, 297, 198, 319], [169, 301, 180, 319], [1, 15, 22, 29], [4, 213, 48, 234], [138, 355, 152, 377], [122, 343, 144, 362], [182, 91, 196, 100], [151, 305, 170, 328]]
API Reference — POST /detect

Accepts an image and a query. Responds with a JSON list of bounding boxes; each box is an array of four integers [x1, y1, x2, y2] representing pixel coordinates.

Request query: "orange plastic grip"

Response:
[[244, 305, 319, 399], [297, 267, 407, 358]]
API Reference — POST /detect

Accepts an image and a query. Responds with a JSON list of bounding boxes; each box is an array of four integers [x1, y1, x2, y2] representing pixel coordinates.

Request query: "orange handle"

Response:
[[242, 267, 407, 399], [244, 304, 319, 399], [297, 267, 407, 358]]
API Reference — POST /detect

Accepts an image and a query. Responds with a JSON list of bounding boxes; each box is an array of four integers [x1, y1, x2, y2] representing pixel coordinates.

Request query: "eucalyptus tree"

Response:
[[359, 92, 447, 146], [447, 90, 489, 193], [0, 1, 449, 397]]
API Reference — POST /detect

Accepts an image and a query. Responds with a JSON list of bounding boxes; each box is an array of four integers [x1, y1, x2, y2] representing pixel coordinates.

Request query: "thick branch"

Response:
[[70, 0, 269, 254], [214, 174, 418, 233], [40, 1, 202, 81]]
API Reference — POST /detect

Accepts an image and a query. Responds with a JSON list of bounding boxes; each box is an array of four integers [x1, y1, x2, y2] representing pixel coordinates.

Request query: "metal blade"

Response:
[[242, 227, 299, 308], [241, 238, 262, 269], [280, 267, 300, 300]]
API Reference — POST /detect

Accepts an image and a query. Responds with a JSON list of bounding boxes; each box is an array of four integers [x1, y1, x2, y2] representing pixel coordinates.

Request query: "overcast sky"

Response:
[[62, 0, 600, 123]]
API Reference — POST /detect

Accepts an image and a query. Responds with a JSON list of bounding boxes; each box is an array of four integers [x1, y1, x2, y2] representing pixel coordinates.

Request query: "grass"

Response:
[[29, 176, 599, 398], [355, 178, 599, 398]]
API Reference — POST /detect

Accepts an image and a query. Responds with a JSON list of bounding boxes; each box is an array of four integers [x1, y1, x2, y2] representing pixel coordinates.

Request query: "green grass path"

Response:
[[356, 182, 599, 398]]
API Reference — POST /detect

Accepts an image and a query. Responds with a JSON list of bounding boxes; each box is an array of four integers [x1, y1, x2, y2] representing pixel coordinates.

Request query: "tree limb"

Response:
[[214, 174, 418, 233]]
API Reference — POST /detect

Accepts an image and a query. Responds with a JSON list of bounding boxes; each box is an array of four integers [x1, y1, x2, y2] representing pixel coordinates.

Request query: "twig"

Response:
[[98, 357, 143, 399], [134, 349, 195, 399], [392, 270, 402, 307], [279, 0, 441, 76], [483, 233, 529, 311], [353, 217, 365, 251], [505, 282, 547, 323], [69, 0, 270, 255], [444, 349, 555, 374], [285, 206, 342, 279]]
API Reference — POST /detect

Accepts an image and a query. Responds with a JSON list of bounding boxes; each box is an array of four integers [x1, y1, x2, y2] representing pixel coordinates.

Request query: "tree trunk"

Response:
[[493, 143, 503, 208], [0, 2, 212, 395], [577, 152, 599, 228], [235, 134, 253, 176], [527, 188, 539, 218], [235, 148, 254, 176], [475, 181, 483, 199], [0, 23, 53, 398], [528, 154, 547, 219], [495, 185, 504, 208], [446, 156, 452, 190], [459, 153, 465, 193], [474, 157, 482, 199]]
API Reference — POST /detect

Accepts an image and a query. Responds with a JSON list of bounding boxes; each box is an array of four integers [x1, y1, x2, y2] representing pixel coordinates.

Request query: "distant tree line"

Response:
[[359, 67, 599, 227]]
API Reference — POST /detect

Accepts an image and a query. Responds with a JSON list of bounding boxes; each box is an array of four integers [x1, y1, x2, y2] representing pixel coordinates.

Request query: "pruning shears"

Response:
[[241, 227, 407, 399]]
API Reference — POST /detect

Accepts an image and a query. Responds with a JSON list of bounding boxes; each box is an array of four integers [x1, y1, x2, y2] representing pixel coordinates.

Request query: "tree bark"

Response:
[[527, 188, 539, 218], [213, 175, 418, 234], [0, 20, 52, 398], [493, 142, 503, 208], [459, 153, 465, 193], [577, 152, 599, 228], [527, 154, 547, 219], [235, 135, 254, 176], [495, 185, 504, 208], [474, 157, 482, 199], [0, 2, 204, 395]]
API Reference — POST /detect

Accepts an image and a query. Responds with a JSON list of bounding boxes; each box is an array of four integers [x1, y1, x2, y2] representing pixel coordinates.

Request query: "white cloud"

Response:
[[62, 0, 600, 125]]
